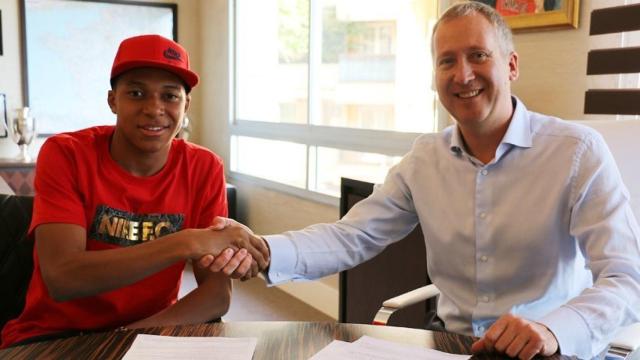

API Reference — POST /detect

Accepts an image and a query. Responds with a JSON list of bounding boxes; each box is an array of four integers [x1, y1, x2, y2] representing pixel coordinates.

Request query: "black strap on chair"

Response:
[[0, 194, 35, 331]]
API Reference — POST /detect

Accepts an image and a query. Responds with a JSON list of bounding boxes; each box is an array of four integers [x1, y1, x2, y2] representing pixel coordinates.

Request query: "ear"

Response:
[[107, 90, 117, 114], [184, 93, 191, 113], [508, 51, 519, 81]]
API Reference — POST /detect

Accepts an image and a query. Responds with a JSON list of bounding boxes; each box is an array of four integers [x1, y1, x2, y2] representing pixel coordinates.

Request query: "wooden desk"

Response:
[[0, 321, 568, 359]]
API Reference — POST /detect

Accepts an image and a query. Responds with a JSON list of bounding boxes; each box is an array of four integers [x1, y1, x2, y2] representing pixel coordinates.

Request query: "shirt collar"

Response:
[[501, 96, 532, 149], [449, 96, 532, 156]]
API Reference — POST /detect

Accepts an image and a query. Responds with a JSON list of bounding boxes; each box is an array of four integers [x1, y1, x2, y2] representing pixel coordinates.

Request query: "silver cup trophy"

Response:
[[10, 107, 37, 162]]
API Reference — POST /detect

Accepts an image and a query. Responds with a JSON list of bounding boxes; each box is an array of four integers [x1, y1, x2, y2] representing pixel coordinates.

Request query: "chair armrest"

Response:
[[373, 284, 440, 325], [382, 284, 440, 308], [608, 323, 640, 359]]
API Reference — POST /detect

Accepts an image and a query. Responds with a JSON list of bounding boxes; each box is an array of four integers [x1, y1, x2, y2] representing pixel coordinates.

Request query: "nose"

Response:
[[142, 95, 165, 117], [453, 58, 475, 85]]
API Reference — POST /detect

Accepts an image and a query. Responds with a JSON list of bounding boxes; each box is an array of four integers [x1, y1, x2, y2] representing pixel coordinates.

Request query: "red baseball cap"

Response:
[[110, 34, 199, 90]]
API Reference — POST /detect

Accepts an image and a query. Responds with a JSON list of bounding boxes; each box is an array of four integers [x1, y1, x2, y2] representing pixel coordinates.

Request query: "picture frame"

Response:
[[0, 94, 7, 138], [1, 10, 4, 56], [19, 0, 177, 136], [473, 0, 580, 31]]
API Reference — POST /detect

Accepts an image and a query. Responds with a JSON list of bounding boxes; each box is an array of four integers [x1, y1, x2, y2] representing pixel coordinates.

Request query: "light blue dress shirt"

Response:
[[265, 97, 640, 358]]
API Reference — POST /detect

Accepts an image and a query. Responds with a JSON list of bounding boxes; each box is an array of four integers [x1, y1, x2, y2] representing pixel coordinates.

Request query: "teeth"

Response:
[[143, 126, 163, 131], [458, 90, 480, 99]]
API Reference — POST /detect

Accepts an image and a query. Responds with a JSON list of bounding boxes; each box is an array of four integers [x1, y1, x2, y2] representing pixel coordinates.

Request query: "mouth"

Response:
[[455, 89, 482, 99], [138, 124, 170, 136]]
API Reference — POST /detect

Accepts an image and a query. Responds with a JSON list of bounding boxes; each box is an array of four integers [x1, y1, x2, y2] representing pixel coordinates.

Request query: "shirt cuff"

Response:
[[537, 306, 593, 358], [263, 234, 298, 285]]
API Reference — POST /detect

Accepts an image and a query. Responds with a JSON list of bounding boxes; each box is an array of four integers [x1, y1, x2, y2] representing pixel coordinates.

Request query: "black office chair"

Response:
[[0, 194, 35, 331]]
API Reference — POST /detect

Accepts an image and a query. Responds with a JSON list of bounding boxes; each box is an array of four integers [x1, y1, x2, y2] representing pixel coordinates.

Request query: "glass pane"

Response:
[[231, 136, 307, 188], [314, 0, 438, 132], [236, 0, 309, 124], [311, 147, 401, 197]]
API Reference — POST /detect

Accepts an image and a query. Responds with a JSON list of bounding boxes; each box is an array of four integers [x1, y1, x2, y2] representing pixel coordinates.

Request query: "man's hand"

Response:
[[198, 217, 270, 280], [471, 314, 558, 360], [198, 248, 255, 279]]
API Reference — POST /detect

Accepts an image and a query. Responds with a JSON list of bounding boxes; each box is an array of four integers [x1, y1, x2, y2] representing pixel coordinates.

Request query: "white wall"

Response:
[[512, 0, 631, 121]]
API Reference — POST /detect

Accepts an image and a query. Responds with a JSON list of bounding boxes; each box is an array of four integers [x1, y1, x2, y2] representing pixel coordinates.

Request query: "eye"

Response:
[[163, 92, 181, 102], [127, 90, 144, 98], [437, 57, 455, 68], [470, 51, 490, 63]]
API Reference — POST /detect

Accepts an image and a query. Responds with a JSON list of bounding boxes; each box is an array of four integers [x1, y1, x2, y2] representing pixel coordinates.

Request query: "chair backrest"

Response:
[[577, 120, 640, 223], [0, 194, 34, 330]]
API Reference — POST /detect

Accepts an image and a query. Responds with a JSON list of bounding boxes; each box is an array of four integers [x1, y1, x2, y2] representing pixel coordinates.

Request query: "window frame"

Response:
[[228, 0, 445, 205]]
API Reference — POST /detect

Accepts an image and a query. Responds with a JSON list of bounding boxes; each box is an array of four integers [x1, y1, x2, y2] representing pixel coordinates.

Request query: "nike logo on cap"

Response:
[[163, 47, 182, 62]]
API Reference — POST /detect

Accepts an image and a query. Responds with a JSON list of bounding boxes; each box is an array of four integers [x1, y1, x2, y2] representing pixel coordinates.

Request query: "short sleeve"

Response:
[[193, 153, 228, 228], [29, 137, 86, 233]]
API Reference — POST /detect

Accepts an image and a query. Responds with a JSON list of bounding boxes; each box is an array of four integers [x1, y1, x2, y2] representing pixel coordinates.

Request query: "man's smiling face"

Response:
[[433, 12, 518, 130], [108, 67, 190, 156]]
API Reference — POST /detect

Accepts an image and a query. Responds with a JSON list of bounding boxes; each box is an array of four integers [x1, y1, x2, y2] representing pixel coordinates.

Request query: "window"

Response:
[[231, 0, 440, 201], [21, 0, 176, 135]]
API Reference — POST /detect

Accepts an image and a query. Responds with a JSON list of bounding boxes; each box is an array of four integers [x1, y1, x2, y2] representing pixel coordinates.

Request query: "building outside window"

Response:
[[231, 0, 440, 200]]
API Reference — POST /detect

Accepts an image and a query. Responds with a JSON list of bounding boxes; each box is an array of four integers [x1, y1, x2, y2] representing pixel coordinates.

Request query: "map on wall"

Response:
[[23, 0, 175, 135]]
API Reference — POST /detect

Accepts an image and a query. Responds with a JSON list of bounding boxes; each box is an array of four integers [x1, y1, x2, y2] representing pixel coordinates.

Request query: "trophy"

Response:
[[9, 107, 37, 162]]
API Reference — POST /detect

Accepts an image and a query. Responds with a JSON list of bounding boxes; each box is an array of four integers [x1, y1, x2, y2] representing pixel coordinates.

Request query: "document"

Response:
[[309, 336, 471, 360], [121, 334, 257, 360]]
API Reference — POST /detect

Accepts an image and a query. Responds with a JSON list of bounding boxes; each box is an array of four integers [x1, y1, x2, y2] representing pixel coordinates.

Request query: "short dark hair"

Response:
[[109, 73, 192, 94]]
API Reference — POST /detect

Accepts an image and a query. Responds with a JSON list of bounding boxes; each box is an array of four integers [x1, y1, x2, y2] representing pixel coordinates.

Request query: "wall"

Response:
[[513, 0, 631, 121]]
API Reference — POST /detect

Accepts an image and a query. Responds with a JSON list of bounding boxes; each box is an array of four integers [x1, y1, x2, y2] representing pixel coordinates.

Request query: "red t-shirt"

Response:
[[1, 126, 227, 347]]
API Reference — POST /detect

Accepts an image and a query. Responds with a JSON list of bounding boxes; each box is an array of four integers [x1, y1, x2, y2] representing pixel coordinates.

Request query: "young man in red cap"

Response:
[[0, 34, 269, 348]]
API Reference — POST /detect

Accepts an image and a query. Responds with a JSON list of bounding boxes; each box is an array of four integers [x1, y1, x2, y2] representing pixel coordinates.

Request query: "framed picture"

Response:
[[19, 0, 177, 136], [1, 10, 3, 56], [0, 94, 7, 138], [473, 0, 580, 31]]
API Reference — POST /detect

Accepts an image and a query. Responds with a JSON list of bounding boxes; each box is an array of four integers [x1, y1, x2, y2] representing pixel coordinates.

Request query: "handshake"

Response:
[[191, 217, 271, 281]]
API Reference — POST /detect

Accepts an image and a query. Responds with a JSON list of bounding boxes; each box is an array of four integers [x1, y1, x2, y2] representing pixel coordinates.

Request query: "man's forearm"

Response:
[[38, 226, 234, 301]]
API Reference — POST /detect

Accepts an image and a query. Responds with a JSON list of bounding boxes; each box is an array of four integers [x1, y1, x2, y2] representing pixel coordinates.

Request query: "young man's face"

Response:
[[433, 13, 518, 130], [108, 67, 190, 156]]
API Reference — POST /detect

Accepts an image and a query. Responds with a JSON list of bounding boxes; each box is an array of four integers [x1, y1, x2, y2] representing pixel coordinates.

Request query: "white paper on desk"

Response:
[[354, 336, 471, 360], [121, 334, 257, 360], [310, 336, 471, 360], [308, 340, 358, 359]]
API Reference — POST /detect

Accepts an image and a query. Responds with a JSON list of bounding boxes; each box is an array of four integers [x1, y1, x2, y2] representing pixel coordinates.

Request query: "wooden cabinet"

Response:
[[0, 160, 36, 196]]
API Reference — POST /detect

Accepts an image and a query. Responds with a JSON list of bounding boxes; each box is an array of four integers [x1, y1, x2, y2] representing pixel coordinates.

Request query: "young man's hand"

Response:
[[196, 217, 270, 280], [471, 314, 558, 360]]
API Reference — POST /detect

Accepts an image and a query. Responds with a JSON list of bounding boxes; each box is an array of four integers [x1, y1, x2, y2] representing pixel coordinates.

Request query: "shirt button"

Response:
[[480, 255, 488, 262], [479, 212, 486, 219], [481, 295, 490, 302], [481, 169, 488, 175], [478, 325, 485, 332]]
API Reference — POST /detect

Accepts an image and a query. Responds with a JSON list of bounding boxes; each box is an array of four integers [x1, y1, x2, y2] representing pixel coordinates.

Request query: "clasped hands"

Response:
[[196, 217, 269, 281]]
